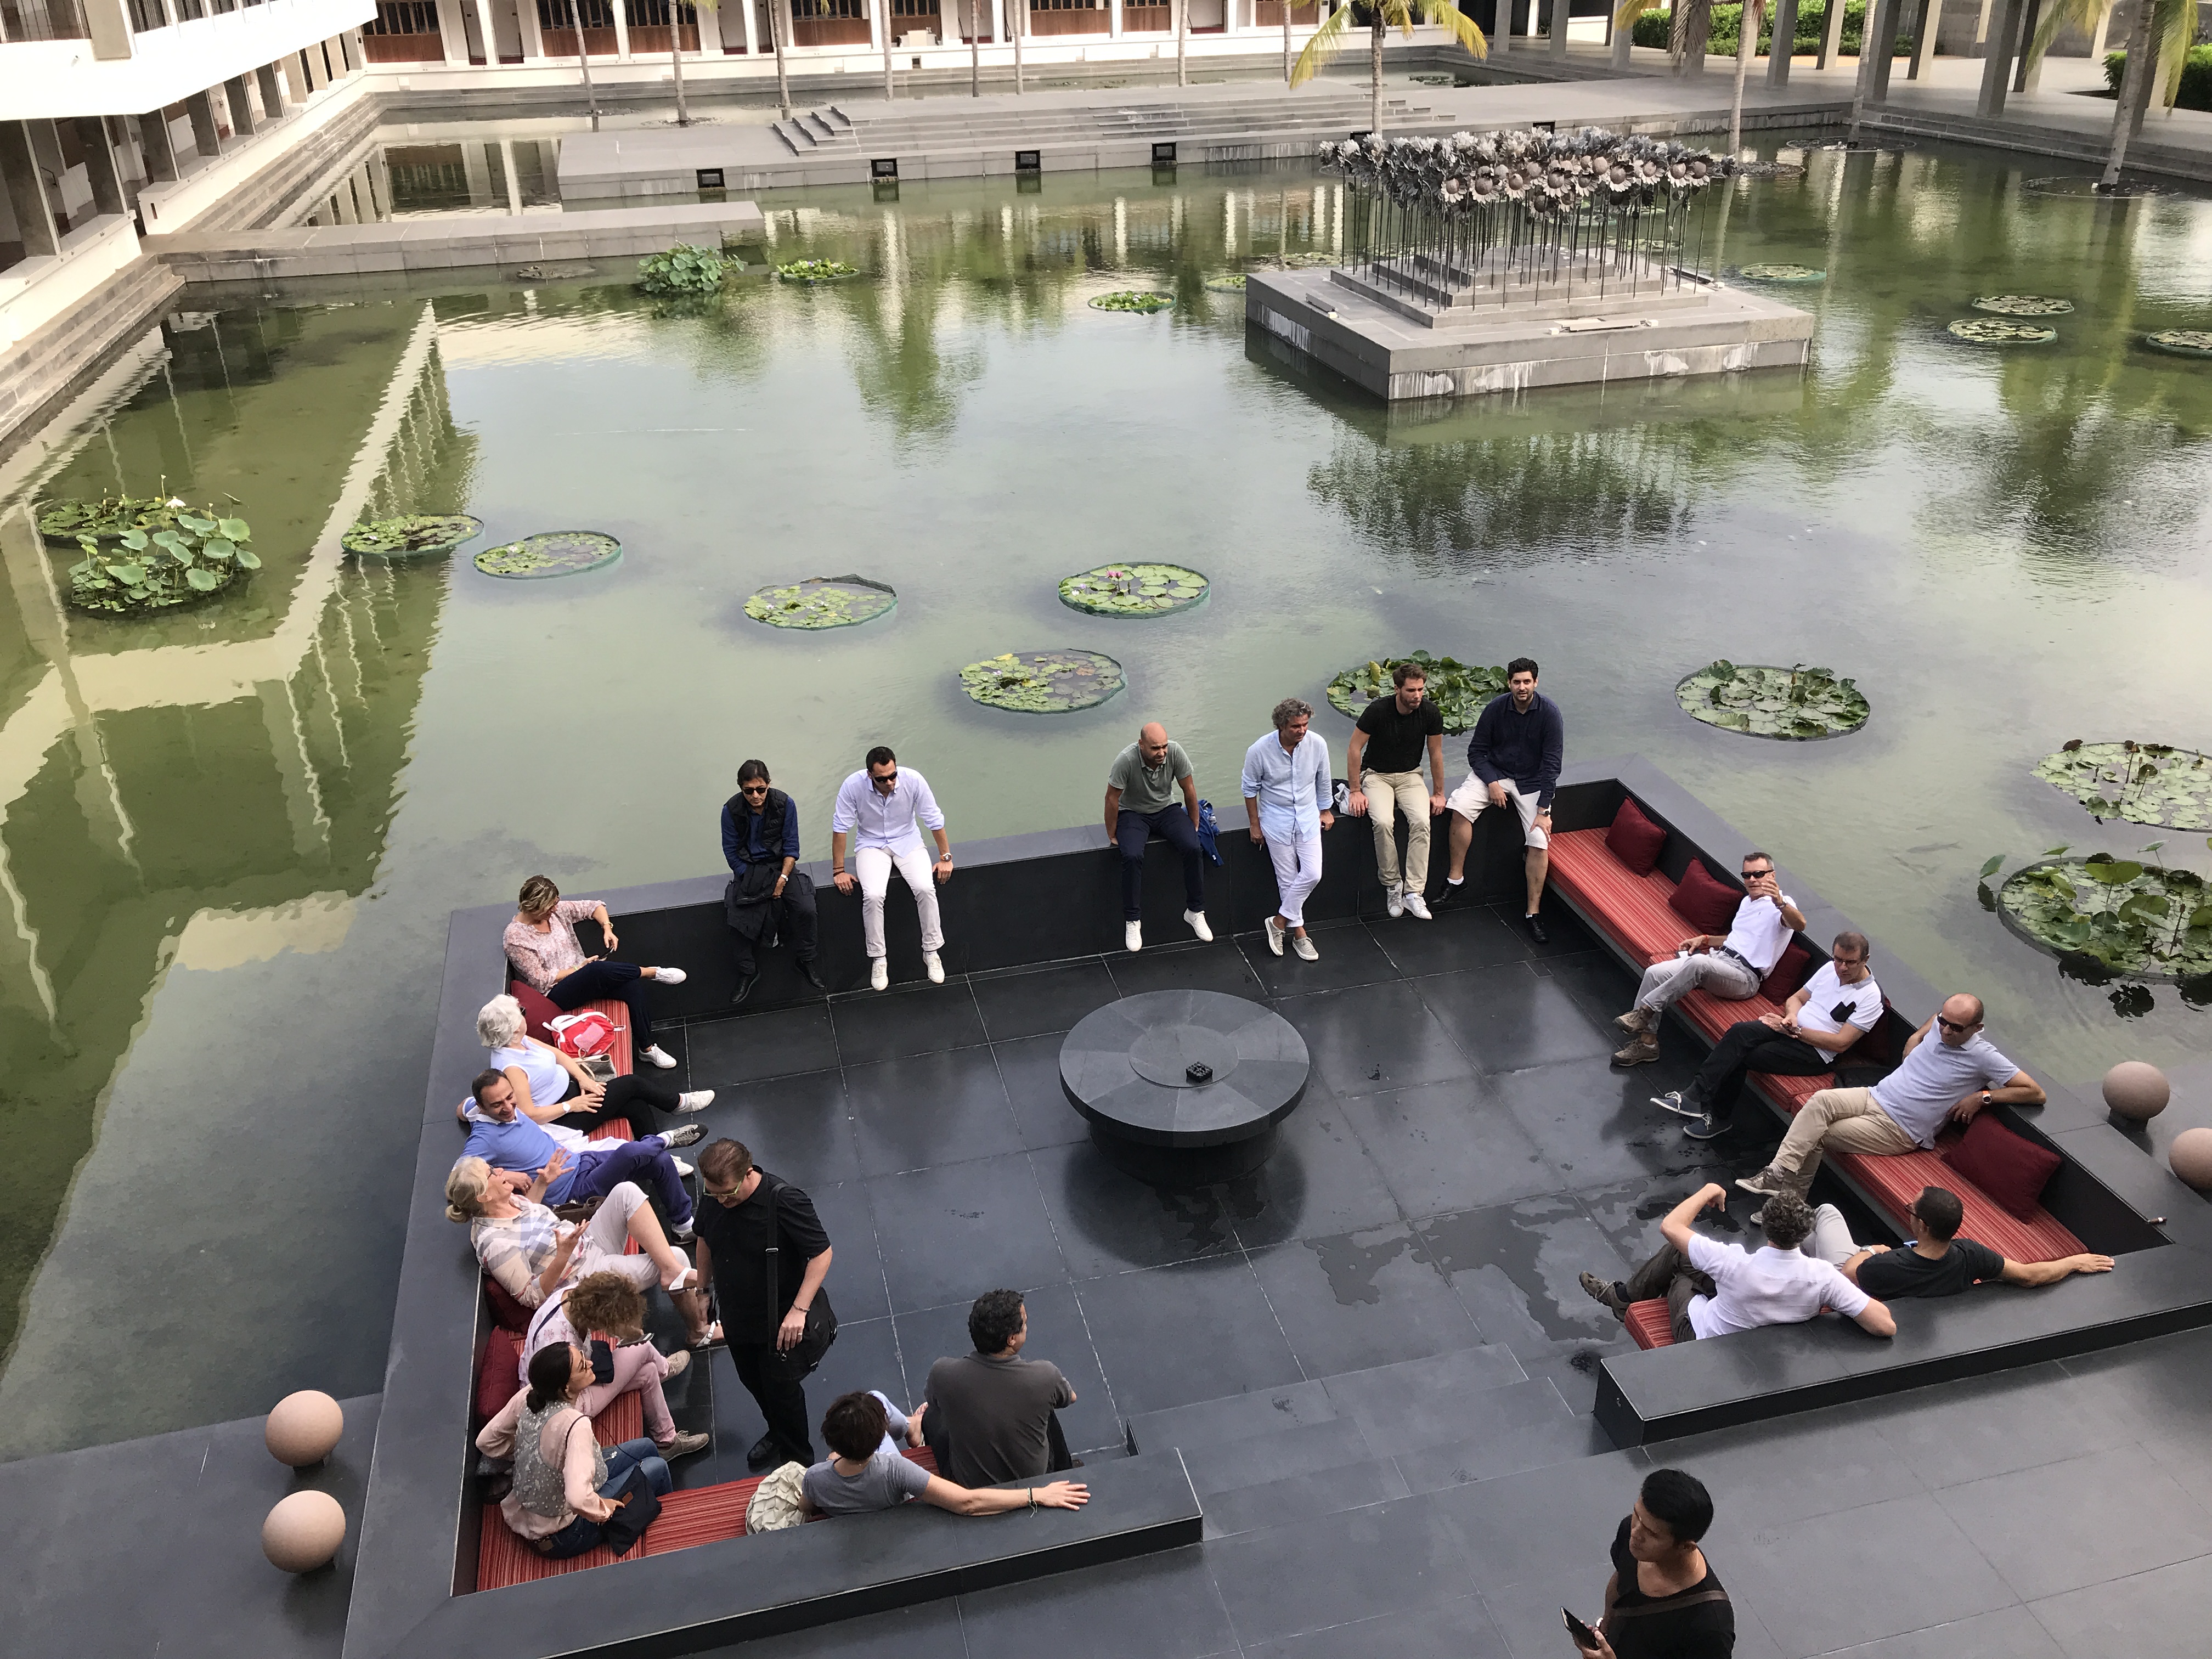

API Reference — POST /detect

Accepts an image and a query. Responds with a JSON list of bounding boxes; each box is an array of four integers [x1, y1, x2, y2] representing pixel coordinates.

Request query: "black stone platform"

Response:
[[1060, 990, 1310, 1183]]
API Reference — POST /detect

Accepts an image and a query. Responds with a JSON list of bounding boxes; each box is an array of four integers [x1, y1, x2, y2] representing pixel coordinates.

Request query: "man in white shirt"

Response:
[[1650, 932, 1883, 1142], [1241, 697, 1336, 961], [1739, 994, 2046, 1214], [1613, 851, 1804, 1067], [830, 745, 953, 993], [1581, 1184, 1895, 1346]]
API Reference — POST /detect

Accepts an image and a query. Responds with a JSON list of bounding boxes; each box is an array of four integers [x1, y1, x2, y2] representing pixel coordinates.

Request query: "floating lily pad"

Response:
[[1733, 262, 1826, 285], [744, 574, 897, 630], [1994, 856, 2212, 984], [36, 494, 185, 546], [1947, 317, 2057, 344], [1204, 273, 1248, 292], [473, 531, 622, 580], [777, 259, 860, 283], [1272, 252, 1339, 269], [1091, 291, 1175, 314], [1972, 294, 2073, 315], [341, 514, 484, 557], [1325, 651, 1507, 734], [1058, 562, 1209, 617], [2143, 329, 2212, 359], [1676, 661, 1869, 741], [2034, 740, 2212, 831], [960, 650, 1125, 713]]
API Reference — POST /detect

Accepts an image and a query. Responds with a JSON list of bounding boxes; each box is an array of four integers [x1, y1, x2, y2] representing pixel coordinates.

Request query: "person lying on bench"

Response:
[[1614, 851, 1805, 1066], [1737, 994, 2046, 1218], [1580, 1186, 1895, 1345], [523, 1270, 709, 1463], [478, 1342, 678, 1559], [1825, 1186, 2114, 1297], [797, 1390, 1089, 1519], [1650, 932, 1883, 1141], [461, 1069, 703, 1238], [477, 994, 713, 1132]]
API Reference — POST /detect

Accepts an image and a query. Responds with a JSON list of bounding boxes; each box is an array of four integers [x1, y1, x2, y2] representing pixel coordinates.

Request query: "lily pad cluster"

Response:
[[1985, 846, 2212, 984], [2143, 329, 2212, 359], [1325, 651, 1506, 733], [1733, 263, 1826, 284], [2035, 740, 2212, 831], [341, 514, 483, 557], [960, 650, 1125, 713], [473, 531, 622, 580], [777, 259, 860, 283], [636, 244, 731, 296], [58, 504, 259, 616], [743, 575, 897, 630], [1947, 318, 2056, 344], [1204, 273, 1249, 292], [1676, 661, 1869, 740], [1058, 563, 1209, 617], [1971, 295, 2073, 315], [1090, 291, 1174, 313], [35, 494, 189, 546]]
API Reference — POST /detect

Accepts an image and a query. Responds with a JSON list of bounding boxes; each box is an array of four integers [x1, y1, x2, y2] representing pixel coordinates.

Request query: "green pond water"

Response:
[[3, 136, 2211, 1458]]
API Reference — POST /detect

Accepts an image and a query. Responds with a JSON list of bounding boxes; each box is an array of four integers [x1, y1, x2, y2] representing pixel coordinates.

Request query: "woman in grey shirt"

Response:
[[798, 1391, 1090, 1519]]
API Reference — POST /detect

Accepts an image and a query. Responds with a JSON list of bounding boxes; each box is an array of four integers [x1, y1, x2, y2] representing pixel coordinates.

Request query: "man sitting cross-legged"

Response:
[[1651, 932, 1883, 1141], [1581, 1184, 1896, 1345], [1736, 994, 2046, 1220], [1833, 1185, 2113, 1299], [1613, 850, 1805, 1067]]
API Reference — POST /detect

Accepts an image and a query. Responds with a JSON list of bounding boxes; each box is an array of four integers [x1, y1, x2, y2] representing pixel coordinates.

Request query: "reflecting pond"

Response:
[[3, 134, 2211, 1457]]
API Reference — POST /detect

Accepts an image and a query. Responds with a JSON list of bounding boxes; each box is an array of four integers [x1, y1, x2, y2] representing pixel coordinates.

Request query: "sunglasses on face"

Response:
[[741, 783, 769, 795], [1742, 868, 1773, 881], [1937, 1017, 1978, 1034], [872, 769, 898, 785]]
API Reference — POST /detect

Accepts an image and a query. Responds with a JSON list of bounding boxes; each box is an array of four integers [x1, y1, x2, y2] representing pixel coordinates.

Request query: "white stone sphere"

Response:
[[262, 1490, 347, 1573], [2103, 1061, 2171, 1122], [264, 1391, 345, 1467], [2169, 1127, 2212, 1192]]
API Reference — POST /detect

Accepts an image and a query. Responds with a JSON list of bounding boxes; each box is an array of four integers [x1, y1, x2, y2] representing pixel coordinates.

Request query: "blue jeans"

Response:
[[1117, 807, 1205, 920], [571, 1139, 693, 1227], [537, 1438, 674, 1559]]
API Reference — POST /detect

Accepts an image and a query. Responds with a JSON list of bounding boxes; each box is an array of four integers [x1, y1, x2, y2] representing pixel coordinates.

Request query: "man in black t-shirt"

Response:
[[1843, 1186, 2112, 1300], [1573, 1468, 1733, 1659], [1345, 661, 1448, 921], [691, 1138, 836, 1468]]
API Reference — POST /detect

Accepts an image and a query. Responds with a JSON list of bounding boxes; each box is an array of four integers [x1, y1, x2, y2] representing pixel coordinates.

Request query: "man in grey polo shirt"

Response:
[[1737, 993, 2046, 1216], [1104, 721, 1211, 954]]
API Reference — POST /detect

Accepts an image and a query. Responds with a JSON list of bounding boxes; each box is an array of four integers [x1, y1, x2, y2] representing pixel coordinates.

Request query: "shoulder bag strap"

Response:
[[1605, 1587, 1731, 1623]]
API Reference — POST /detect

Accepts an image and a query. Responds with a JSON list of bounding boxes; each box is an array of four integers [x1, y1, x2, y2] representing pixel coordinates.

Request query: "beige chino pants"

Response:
[[1363, 769, 1432, 893], [1769, 1087, 1920, 1194]]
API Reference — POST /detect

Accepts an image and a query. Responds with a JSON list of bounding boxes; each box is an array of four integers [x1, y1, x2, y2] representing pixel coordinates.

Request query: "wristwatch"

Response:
[[1979, 1091, 1993, 1110]]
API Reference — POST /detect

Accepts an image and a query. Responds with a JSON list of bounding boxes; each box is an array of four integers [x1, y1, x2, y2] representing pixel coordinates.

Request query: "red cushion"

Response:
[[1668, 859, 1741, 935], [507, 980, 563, 1045], [1761, 939, 1817, 1000], [484, 1276, 532, 1335], [1547, 831, 1687, 965], [1625, 1301, 1675, 1350], [476, 1329, 521, 1424], [1942, 1113, 2063, 1221], [476, 1506, 629, 1588], [1605, 796, 1668, 877]]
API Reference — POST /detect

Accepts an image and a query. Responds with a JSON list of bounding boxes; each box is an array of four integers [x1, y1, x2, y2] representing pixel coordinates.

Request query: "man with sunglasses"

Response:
[[1613, 852, 1804, 1067], [1739, 994, 2047, 1216], [831, 744, 953, 993], [1651, 932, 1882, 1141], [721, 759, 823, 1005]]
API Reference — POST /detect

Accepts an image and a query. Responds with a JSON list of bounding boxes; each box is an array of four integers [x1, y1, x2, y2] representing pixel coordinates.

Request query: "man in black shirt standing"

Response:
[[691, 1138, 836, 1469], [1346, 661, 1448, 921], [1572, 1468, 1733, 1659], [1843, 1186, 2111, 1300]]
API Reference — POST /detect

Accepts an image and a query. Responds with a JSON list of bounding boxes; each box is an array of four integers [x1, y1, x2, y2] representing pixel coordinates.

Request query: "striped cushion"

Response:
[[1626, 1301, 1675, 1350], [641, 1447, 942, 1555], [476, 1510, 629, 1590], [1548, 830, 1688, 964], [1833, 1139, 2084, 1263]]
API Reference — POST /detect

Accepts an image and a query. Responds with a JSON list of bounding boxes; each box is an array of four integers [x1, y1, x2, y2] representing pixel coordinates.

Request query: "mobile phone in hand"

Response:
[[1563, 1608, 1600, 1651]]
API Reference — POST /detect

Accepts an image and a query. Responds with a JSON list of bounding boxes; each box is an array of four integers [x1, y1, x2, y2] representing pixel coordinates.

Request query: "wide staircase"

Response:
[[769, 91, 1434, 156]]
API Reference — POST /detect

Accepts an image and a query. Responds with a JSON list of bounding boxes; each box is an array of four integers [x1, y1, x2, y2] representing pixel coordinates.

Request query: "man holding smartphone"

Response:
[[1566, 1468, 1734, 1659], [1613, 851, 1804, 1067]]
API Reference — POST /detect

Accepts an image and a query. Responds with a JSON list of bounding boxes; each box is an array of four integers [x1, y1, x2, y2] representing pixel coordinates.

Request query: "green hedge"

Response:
[[2104, 45, 2212, 112], [1632, 2, 1914, 57]]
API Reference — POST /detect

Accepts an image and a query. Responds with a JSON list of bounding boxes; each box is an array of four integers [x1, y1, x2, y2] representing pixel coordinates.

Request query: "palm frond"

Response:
[[1414, 0, 1488, 57], [2030, 0, 2105, 57], [2155, 0, 2196, 107], [1290, 2, 1357, 86], [1612, 0, 1663, 28]]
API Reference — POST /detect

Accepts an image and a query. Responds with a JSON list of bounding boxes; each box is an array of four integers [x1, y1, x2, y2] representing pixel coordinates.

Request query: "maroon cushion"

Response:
[[1762, 939, 1817, 1000], [508, 979, 562, 1045], [1605, 796, 1668, 877], [484, 1274, 532, 1335], [1667, 859, 1741, 935], [476, 1328, 522, 1424], [1942, 1112, 2062, 1220]]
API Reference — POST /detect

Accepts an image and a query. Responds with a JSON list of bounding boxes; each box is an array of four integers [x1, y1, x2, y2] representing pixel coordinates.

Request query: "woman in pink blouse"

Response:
[[504, 874, 689, 1070]]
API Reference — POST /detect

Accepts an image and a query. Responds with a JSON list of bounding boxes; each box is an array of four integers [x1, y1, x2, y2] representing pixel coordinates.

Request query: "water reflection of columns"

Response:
[[462, 140, 495, 207], [500, 138, 524, 213], [1113, 195, 1126, 266], [258, 679, 332, 864]]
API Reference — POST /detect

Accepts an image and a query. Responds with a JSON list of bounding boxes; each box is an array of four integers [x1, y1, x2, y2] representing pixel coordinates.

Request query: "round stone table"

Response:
[[1058, 990, 1311, 1184]]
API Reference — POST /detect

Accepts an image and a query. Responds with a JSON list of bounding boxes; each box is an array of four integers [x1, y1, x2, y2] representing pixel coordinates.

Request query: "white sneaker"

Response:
[[1125, 921, 1143, 953], [673, 1158, 694, 1177], [923, 950, 945, 984], [870, 957, 889, 992], [1183, 909, 1212, 943], [1403, 893, 1432, 921], [653, 966, 687, 985], [640, 1044, 677, 1069], [1384, 885, 1406, 919], [676, 1090, 714, 1113], [1291, 932, 1319, 961], [1265, 916, 1285, 956]]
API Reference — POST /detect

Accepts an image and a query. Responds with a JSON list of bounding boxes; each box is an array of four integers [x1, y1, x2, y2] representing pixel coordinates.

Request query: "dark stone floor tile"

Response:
[[1519, 1345, 1639, 1417], [690, 1597, 969, 1659], [684, 1002, 840, 1086], [1104, 941, 1267, 1000], [892, 1280, 1120, 1457], [1808, 1604, 2066, 1659], [1367, 905, 1538, 979], [806, 1178, 889, 1324], [829, 982, 987, 1066], [1530, 946, 1646, 1028], [1241, 923, 1403, 997], [865, 1153, 1068, 1314], [797, 1313, 905, 1444], [844, 1046, 1023, 1178], [1206, 1494, 1478, 1645], [1180, 1416, 1375, 1499], [2018, 1552, 2212, 1659], [696, 1068, 857, 1190], [1029, 1138, 1239, 1277], [1860, 1363, 2135, 1492], [1340, 1081, 1561, 1220], [1658, 1413, 1927, 1530], [1126, 1379, 1338, 1459], [970, 958, 1119, 1043], [1077, 1256, 1303, 1417], [2058, 1324, 2212, 1444], [1221, 1082, 1407, 1250], [1486, 1052, 1730, 1194], [1489, 900, 1596, 957], [1423, 1449, 1652, 1589], [1273, 980, 1475, 1099], [1203, 1455, 1412, 1539], [1317, 1347, 1533, 1455], [1368, 1376, 1593, 1488], [958, 1545, 1235, 1659], [991, 1031, 1092, 1150], [1415, 1195, 1634, 1363], [1241, 1592, 1513, 1659], [1249, 1226, 1483, 1379], [1415, 963, 1618, 1075], [681, 1317, 895, 1487], [1577, 1164, 1845, 1272], [1932, 1441, 2212, 1601]]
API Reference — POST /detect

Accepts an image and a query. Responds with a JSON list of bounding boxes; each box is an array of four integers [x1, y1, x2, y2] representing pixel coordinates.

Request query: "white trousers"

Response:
[[1267, 831, 1324, 929], [857, 842, 944, 958]]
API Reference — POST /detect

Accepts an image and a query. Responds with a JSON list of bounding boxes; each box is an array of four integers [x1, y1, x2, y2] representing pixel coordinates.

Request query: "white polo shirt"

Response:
[[1793, 963, 1884, 1039], [1684, 1231, 1870, 1339], [1718, 891, 1796, 975]]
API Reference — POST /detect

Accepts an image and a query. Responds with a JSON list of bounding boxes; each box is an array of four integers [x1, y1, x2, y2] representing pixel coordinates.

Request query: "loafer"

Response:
[[1264, 917, 1285, 956], [746, 1432, 780, 1470], [1524, 914, 1549, 945], [797, 959, 826, 991]]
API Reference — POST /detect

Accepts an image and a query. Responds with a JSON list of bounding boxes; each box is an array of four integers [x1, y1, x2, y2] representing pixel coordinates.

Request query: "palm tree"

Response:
[[883, 0, 896, 98], [2034, 0, 2195, 187], [769, 0, 793, 118], [1291, 0, 1487, 136], [568, 0, 602, 131], [1614, 0, 1712, 76], [1726, 0, 1761, 155], [669, 0, 714, 125], [1177, 0, 1188, 87], [1281, 0, 1294, 84]]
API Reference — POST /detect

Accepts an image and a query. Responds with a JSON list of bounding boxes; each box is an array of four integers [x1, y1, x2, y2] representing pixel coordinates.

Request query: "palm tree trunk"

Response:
[[672, 1, 689, 125], [1370, 14, 1384, 133], [1728, 0, 1757, 154], [1177, 0, 1188, 86], [885, 0, 896, 98], [1013, 0, 1024, 90], [772, 0, 792, 118], [1282, 1, 1292, 83], [572, 0, 601, 132], [2101, 0, 2155, 188]]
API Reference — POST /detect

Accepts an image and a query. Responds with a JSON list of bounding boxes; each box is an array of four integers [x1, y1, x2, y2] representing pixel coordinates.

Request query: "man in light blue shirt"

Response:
[[830, 744, 953, 992], [1242, 696, 1336, 961]]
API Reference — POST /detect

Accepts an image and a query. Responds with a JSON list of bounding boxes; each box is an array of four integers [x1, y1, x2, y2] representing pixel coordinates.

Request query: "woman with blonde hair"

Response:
[[475, 994, 710, 1132], [523, 1269, 708, 1461], [505, 874, 688, 1070]]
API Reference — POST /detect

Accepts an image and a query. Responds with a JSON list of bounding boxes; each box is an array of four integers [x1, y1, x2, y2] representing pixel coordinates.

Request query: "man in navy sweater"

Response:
[[1442, 658, 1564, 943]]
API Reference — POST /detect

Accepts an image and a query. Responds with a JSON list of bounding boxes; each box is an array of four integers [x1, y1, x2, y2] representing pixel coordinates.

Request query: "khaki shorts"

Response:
[[1445, 775, 1549, 849]]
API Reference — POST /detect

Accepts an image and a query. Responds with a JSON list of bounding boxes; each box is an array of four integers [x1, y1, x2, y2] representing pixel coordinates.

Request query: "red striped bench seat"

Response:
[[1547, 827, 2084, 1263], [1625, 1300, 1675, 1350]]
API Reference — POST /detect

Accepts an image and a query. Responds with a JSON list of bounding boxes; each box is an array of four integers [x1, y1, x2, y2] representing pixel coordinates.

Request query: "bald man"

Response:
[[1738, 994, 2046, 1219], [1104, 723, 1211, 952]]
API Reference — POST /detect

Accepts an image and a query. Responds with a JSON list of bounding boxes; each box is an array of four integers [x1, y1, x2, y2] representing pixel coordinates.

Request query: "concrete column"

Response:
[[1110, 0, 1121, 37], [1548, 0, 1567, 58], [1611, 0, 1632, 64], [611, 0, 630, 59], [1815, 0, 1843, 67], [2087, 2, 2110, 59], [137, 107, 181, 182], [257, 61, 287, 117], [84, 0, 136, 60], [499, 136, 523, 211], [184, 88, 224, 157], [474, 0, 499, 60], [1975, 0, 2023, 115], [71, 116, 128, 214], [990, 0, 1004, 42], [0, 123, 62, 257], [302, 44, 329, 91], [283, 50, 313, 101], [1767, 0, 1797, 84], [520, 0, 547, 60], [1869, 0, 1898, 96], [368, 149, 393, 215], [1907, 0, 1936, 76], [224, 75, 259, 137], [330, 174, 358, 222], [437, 0, 469, 64], [741, 0, 758, 52]]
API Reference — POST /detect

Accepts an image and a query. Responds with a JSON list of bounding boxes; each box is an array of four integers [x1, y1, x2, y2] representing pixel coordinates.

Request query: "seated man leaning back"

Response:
[[461, 1068, 702, 1239], [1615, 849, 1803, 1067]]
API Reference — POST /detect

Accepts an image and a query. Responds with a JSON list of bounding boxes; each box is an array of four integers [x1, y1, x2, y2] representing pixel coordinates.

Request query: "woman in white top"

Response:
[[476, 995, 711, 1133]]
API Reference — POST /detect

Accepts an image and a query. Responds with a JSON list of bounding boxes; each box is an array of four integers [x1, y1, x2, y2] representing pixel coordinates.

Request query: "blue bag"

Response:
[[1197, 799, 1223, 866]]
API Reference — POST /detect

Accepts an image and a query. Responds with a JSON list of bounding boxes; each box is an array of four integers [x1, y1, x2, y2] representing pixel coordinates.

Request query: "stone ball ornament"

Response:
[[2102, 1060, 2171, 1122], [265, 1390, 345, 1466], [2169, 1127, 2212, 1192], [262, 1490, 347, 1573]]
